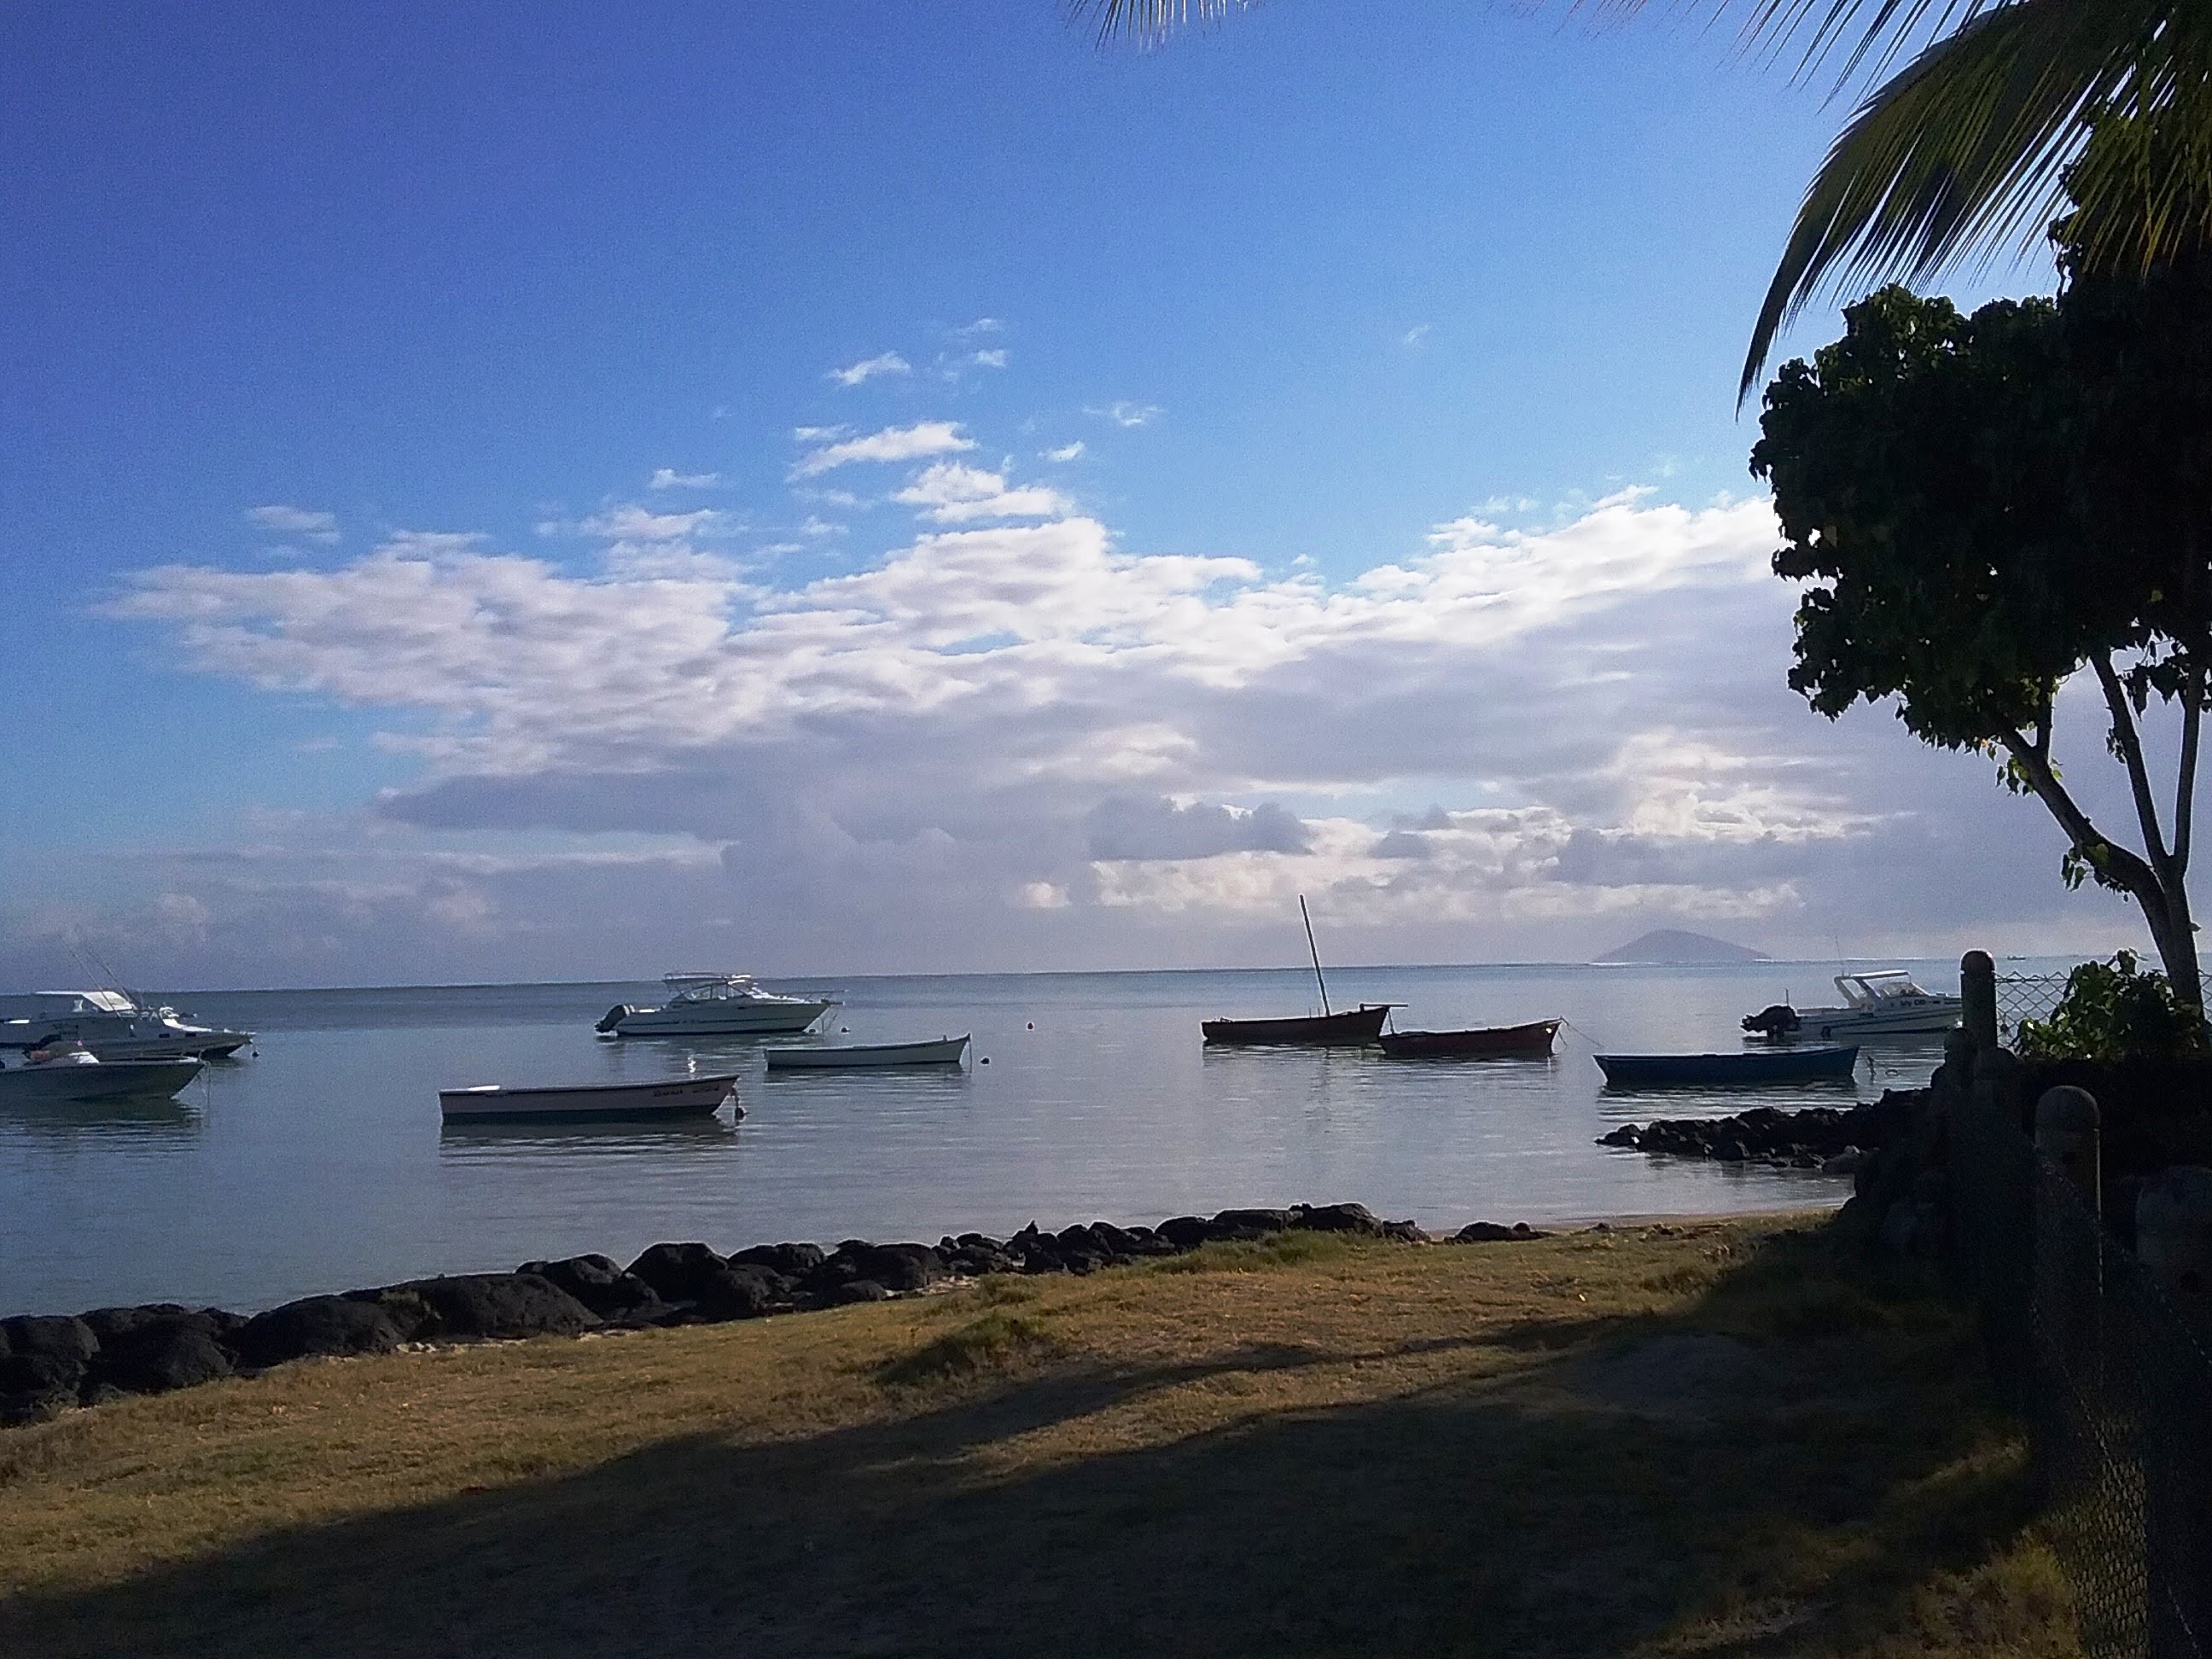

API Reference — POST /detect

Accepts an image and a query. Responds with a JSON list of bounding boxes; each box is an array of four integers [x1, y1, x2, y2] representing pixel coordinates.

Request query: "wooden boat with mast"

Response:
[[1202, 897, 1395, 1046]]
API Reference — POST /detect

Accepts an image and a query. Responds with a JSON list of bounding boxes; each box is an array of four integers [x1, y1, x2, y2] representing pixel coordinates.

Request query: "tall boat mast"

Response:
[[1299, 894, 1332, 1016]]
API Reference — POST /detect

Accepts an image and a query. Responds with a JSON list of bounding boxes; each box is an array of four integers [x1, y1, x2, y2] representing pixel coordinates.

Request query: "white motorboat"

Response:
[[763, 1034, 969, 1070], [595, 974, 835, 1038], [0, 1044, 203, 1103], [1743, 971, 1962, 1041], [439, 1072, 742, 1121], [0, 989, 253, 1061]]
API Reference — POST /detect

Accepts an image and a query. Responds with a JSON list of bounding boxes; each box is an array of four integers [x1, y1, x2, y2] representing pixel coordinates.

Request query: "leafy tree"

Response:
[[2017, 948, 2209, 1061], [1750, 235, 2212, 1005], [1069, 1, 2212, 397]]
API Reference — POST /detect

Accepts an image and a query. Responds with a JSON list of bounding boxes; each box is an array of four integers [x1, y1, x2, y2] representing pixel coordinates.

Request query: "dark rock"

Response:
[[729, 1242, 827, 1278], [1153, 1215, 1213, 1250], [385, 1273, 600, 1342], [2, 1315, 97, 1369], [824, 1243, 945, 1294], [78, 1381, 131, 1408], [1211, 1208, 1297, 1238], [79, 1304, 196, 1344], [90, 1319, 235, 1394], [626, 1242, 732, 1302], [1381, 1220, 1430, 1243], [690, 1264, 787, 1320], [1293, 1202, 1385, 1236], [518, 1254, 668, 1322], [1455, 1220, 1546, 1243], [234, 1295, 407, 1369], [0, 1388, 73, 1427], [830, 1279, 893, 1305], [0, 1316, 98, 1394]]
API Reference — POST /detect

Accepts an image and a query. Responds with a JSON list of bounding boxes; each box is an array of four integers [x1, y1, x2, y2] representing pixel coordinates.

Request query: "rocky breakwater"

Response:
[[1, 1202, 1545, 1427], [1594, 1089, 1927, 1173]]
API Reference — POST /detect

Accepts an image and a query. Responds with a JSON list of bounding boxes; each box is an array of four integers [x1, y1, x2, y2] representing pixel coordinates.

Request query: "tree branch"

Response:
[[2000, 723, 2166, 902], [2178, 669, 2202, 874], [2092, 651, 2173, 879]]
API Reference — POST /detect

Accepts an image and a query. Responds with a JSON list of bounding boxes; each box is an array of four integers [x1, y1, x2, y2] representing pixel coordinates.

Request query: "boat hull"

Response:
[[1595, 1046, 1860, 1086], [0, 1059, 203, 1103], [1377, 1020, 1560, 1058], [1201, 1005, 1394, 1046], [1790, 1009, 1959, 1039], [439, 1074, 740, 1121], [763, 1035, 970, 1069]]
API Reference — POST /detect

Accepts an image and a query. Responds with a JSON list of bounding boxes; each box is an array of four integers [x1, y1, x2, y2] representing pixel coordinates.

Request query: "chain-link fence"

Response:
[[1994, 970, 2072, 1043], [1948, 1075, 2212, 1657]]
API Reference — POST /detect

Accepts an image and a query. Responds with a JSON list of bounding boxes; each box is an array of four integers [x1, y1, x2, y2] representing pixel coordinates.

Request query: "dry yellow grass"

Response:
[[0, 1215, 2077, 1657]]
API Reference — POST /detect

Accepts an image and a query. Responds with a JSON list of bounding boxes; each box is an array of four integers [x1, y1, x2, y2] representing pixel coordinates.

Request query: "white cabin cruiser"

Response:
[[0, 990, 253, 1061], [1743, 970, 1962, 1041], [596, 974, 835, 1038]]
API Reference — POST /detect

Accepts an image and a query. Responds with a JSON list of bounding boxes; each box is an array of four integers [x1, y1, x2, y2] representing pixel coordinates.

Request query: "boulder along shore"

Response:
[[0, 1202, 1550, 1426]]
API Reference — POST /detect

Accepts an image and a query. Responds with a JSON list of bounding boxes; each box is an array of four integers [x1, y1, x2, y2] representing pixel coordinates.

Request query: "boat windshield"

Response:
[[35, 990, 138, 1015], [1835, 972, 1932, 1005], [663, 975, 761, 1004]]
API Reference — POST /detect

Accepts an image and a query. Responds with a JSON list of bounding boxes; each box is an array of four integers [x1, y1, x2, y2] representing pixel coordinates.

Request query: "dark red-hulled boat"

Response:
[[1376, 1019, 1560, 1059], [1202, 895, 1394, 1046], [1202, 1004, 1395, 1046]]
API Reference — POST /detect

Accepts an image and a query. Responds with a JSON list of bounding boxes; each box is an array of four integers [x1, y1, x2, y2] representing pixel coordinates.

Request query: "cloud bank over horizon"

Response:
[[4, 411, 2159, 987]]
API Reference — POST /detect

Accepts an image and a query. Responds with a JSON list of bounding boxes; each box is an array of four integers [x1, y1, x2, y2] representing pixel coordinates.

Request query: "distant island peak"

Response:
[[1595, 928, 1769, 964]]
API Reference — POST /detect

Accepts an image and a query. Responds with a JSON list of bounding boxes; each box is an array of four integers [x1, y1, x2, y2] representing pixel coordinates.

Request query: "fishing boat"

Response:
[[0, 1045, 203, 1103], [1377, 1019, 1561, 1059], [438, 1073, 741, 1121], [1202, 896, 1395, 1046], [762, 1034, 969, 1069], [1594, 1046, 1860, 1086]]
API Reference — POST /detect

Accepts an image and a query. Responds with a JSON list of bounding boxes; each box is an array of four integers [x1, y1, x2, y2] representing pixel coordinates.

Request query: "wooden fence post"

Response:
[[1961, 950, 1999, 1053]]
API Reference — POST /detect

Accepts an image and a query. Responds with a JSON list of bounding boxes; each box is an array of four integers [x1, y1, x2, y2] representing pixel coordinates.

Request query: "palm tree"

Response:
[[1071, 1, 2212, 399]]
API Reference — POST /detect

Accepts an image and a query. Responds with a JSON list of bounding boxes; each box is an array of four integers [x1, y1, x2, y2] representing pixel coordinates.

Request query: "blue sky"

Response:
[[6, 0, 2148, 987]]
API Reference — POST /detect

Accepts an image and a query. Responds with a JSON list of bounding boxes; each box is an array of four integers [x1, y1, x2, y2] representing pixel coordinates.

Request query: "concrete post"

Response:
[[1961, 950, 1999, 1053], [2136, 1166, 2212, 1340], [2035, 1086, 2102, 1214]]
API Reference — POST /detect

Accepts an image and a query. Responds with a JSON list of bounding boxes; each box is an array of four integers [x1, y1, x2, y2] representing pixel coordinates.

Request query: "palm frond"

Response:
[[1738, 0, 2184, 400], [1064, 0, 1255, 48]]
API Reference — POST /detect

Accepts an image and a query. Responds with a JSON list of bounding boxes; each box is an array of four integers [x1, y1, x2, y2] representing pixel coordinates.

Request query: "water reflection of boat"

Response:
[[438, 1113, 740, 1147]]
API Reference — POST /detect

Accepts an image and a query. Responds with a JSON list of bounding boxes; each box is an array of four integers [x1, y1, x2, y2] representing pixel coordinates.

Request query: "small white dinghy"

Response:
[[762, 1034, 970, 1070], [439, 1073, 741, 1122]]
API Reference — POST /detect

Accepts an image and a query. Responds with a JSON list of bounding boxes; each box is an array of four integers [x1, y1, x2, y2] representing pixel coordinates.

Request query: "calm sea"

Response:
[[0, 958, 1995, 1316]]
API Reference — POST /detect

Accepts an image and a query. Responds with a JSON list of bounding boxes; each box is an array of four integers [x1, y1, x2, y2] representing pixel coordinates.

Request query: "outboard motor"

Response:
[[1742, 1004, 1802, 1038], [596, 1004, 634, 1035]]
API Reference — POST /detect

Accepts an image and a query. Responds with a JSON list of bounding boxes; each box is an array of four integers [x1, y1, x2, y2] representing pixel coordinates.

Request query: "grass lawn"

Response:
[[0, 1214, 2076, 1657]]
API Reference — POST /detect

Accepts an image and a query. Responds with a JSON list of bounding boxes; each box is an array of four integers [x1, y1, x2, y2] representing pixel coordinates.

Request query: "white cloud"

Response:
[[1400, 323, 1433, 348], [649, 469, 722, 490], [1045, 441, 1086, 463], [1087, 401, 1162, 428], [246, 504, 339, 544], [90, 484, 2159, 975], [791, 421, 975, 478], [892, 461, 1074, 523], [967, 349, 1008, 370], [579, 504, 726, 542], [830, 352, 912, 387], [953, 317, 1003, 338]]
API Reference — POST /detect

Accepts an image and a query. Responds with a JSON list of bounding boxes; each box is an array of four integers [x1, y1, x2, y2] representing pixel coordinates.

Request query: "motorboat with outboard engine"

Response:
[[0, 989, 253, 1061], [596, 974, 835, 1038], [0, 1039, 203, 1103], [1742, 971, 1961, 1041]]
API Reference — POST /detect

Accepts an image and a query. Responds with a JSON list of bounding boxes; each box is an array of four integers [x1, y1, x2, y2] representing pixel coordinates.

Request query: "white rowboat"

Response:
[[439, 1074, 741, 1121], [0, 1055, 203, 1103], [762, 1035, 969, 1070]]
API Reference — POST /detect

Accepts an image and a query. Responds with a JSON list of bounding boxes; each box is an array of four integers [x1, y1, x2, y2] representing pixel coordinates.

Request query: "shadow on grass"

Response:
[[0, 1226, 2052, 1659]]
